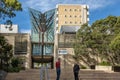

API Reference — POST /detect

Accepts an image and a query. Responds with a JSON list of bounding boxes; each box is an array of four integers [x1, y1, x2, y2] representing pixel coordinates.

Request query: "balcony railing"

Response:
[[32, 53, 53, 56], [58, 42, 74, 48]]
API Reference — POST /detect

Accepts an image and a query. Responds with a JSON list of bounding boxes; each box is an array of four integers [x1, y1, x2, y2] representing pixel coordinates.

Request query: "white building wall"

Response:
[[0, 24, 18, 33], [82, 5, 89, 24]]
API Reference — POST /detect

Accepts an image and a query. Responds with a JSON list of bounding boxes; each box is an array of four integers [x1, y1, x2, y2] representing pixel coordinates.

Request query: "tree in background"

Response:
[[0, 35, 6, 69], [0, 0, 22, 23], [74, 16, 120, 66], [0, 0, 22, 71], [0, 35, 13, 70], [110, 34, 120, 65], [73, 23, 94, 65]]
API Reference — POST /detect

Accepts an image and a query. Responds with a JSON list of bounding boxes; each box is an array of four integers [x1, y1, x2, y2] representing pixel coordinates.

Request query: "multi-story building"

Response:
[[55, 4, 89, 33], [54, 4, 89, 68], [29, 4, 89, 68]]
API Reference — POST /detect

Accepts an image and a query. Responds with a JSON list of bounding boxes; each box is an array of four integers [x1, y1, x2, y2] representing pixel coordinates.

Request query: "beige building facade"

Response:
[[0, 33, 31, 69], [54, 4, 89, 68], [55, 4, 89, 33]]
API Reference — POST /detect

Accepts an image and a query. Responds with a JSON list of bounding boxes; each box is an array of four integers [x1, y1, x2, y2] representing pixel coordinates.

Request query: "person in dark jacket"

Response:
[[73, 62, 80, 80]]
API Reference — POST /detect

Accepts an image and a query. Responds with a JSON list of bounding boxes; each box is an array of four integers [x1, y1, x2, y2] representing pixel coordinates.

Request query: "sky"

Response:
[[11, 0, 120, 33]]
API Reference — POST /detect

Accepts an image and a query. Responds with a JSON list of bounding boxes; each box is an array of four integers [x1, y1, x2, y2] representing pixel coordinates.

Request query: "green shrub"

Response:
[[81, 65, 87, 69], [11, 58, 20, 67], [20, 67, 25, 70], [7, 67, 20, 72], [98, 61, 111, 66]]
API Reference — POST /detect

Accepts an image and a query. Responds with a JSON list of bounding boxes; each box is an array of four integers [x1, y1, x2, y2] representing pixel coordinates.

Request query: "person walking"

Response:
[[73, 62, 80, 80], [56, 58, 61, 80]]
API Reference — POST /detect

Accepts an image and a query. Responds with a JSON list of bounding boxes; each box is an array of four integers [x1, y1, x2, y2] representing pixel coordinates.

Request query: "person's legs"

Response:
[[56, 68, 61, 80], [74, 72, 79, 80], [76, 73, 79, 80], [56, 69, 59, 80]]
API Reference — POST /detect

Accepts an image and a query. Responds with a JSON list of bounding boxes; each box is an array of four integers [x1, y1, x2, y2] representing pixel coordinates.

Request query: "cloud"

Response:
[[85, 0, 114, 10], [20, 0, 115, 12], [20, 29, 31, 34]]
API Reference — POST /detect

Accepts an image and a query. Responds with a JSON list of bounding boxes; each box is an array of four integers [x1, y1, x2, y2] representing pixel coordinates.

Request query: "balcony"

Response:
[[58, 42, 74, 48]]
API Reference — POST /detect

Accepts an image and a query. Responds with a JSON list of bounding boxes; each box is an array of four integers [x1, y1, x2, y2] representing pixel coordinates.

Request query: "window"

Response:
[[65, 15, 67, 17], [56, 21, 58, 24], [65, 9, 67, 11], [74, 15, 77, 18], [74, 9, 77, 11], [75, 22, 77, 24], [69, 9, 72, 11], [15, 36, 28, 54], [70, 21, 72, 24], [65, 21, 67, 24]]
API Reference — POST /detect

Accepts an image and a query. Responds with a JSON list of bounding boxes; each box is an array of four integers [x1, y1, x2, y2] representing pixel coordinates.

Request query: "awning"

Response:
[[32, 55, 53, 63], [60, 25, 80, 33]]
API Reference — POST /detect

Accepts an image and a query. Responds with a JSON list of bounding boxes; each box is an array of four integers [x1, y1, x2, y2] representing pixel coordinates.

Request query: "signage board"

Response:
[[58, 49, 67, 54]]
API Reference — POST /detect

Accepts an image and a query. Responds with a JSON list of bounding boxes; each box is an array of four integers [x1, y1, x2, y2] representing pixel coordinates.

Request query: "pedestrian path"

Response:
[[5, 68, 120, 80]]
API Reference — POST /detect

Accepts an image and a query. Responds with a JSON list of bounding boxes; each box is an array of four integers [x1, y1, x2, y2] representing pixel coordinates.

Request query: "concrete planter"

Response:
[[95, 65, 112, 71], [90, 65, 95, 69], [112, 66, 120, 72]]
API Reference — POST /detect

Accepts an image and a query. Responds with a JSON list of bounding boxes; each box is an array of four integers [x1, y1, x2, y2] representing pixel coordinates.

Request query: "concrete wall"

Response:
[[0, 33, 31, 69], [57, 48, 75, 68]]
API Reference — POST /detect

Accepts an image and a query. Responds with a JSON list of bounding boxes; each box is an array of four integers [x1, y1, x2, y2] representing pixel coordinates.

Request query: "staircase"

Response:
[[5, 68, 120, 80], [79, 70, 120, 80]]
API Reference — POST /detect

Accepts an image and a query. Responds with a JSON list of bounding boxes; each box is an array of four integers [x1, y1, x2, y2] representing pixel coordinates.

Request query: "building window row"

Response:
[[56, 21, 58, 24], [65, 9, 81, 11], [65, 15, 81, 18], [65, 21, 81, 24]]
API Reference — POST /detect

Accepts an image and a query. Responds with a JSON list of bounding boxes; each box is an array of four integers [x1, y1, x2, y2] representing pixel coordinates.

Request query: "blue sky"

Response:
[[11, 0, 120, 33]]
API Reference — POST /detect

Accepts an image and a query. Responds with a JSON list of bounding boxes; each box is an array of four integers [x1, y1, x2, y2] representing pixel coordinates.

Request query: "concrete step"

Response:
[[5, 69, 120, 80]]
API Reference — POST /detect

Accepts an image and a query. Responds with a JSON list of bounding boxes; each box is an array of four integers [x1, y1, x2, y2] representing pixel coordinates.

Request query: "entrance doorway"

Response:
[[32, 55, 54, 69]]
